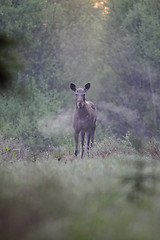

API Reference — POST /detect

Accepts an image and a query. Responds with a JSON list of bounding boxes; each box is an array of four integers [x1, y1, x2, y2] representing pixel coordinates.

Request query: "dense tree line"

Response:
[[0, 0, 160, 150], [99, 0, 160, 138]]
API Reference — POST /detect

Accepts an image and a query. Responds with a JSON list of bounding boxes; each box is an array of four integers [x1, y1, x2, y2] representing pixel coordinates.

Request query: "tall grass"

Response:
[[0, 151, 160, 239]]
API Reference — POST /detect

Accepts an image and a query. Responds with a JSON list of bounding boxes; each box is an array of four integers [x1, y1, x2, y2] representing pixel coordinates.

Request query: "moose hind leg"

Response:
[[74, 132, 79, 156], [80, 131, 85, 159], [86, 132, 90, 158], [90, 131, 95, 158], [90, 130, 95, 148]]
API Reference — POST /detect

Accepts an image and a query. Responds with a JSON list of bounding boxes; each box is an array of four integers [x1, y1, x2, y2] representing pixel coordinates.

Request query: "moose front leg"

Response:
[[74, 132, 79, 157]]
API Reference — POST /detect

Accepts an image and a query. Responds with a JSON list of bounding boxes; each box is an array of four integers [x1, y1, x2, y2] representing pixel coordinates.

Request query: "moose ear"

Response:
[[84, 83, 90, 92], [70, 83, 76, 92]]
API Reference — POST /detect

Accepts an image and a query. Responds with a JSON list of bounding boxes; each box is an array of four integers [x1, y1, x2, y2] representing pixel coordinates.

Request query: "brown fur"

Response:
[[70, 83, 97, 158]]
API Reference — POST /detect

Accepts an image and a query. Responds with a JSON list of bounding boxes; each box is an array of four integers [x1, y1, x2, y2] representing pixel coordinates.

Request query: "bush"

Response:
[[0, 78, 63, 151], [0, 168, 73, 240], [143, 138, 160, 159], [93, 136, 135, 159]]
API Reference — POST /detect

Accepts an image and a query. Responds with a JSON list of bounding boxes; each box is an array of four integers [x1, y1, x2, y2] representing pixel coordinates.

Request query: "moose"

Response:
[[70, 83, 97, 158]]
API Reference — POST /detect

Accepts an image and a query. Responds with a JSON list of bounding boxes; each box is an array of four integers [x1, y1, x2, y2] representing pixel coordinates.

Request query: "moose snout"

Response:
[[77, 99, 84, 109]]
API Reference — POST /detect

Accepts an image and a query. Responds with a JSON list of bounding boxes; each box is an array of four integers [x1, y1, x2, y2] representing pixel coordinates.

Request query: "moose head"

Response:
[[70, 83, 90, 109]]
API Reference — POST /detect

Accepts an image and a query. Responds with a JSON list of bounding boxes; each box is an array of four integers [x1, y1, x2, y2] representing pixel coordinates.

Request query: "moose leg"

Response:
[[80, 131, 85, 159], [90, 130, 95, 158], [74, 132, 79, 156], [90, 130, 95, 148], [86, 131, 90, 158]]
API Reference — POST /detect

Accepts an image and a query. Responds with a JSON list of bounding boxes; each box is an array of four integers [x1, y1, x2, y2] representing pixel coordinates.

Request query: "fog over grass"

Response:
[[38, 108, 73, 137]]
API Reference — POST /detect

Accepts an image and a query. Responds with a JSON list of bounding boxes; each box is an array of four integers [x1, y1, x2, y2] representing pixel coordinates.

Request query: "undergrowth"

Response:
[[0, 132, 160, 239], [0, 155, 160, 240], [0, 133, 160, 164]]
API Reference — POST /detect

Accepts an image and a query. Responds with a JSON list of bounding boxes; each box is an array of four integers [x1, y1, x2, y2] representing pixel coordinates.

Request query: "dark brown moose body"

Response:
[[70, 83, 97, 158]]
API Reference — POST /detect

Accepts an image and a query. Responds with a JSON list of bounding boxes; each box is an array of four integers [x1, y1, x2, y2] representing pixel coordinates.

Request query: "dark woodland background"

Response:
[[1, 0, 160, 150]]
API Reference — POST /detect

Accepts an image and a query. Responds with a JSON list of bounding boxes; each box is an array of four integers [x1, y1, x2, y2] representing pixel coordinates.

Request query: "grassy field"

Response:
[[0, 151, 160, 240]]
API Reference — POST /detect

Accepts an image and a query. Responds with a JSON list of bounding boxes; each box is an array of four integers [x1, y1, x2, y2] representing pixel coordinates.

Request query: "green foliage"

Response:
[[0, 33, 22, 90], [1, 0, 63, 88], [122, 157, 159, 202], [0, 0, 105, 147], [100, 0, 160, 138], [0, 155, 160, 239], [1, 0, 102, 90], [141, 137, 160, 159], [0, 77, 63, 150], [1, 0, 160, 233], [93, 135, 134, 159], [0, 164, 72, 240], [51, 146, 65, 161], [120, 131, 132, 148], [1, 0, 160, 148]]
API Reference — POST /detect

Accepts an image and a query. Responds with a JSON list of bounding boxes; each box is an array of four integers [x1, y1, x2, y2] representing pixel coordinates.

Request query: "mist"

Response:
[[38, 108, 73, 137], [59, 3, 103, 89]]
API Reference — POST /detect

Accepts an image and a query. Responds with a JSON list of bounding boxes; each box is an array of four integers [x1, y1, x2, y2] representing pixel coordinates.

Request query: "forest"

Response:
[[1, 0, 160, 239], [0, 0, 160, 152]]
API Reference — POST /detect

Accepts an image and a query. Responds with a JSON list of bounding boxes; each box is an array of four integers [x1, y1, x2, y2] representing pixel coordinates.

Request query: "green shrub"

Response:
[[0, 78, 63, 151], [93, 136, 135, 159]]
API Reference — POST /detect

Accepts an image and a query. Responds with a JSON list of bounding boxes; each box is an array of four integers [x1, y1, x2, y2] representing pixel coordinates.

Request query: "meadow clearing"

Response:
[[1, 140, 160, 240]]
